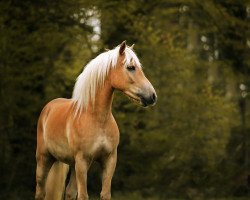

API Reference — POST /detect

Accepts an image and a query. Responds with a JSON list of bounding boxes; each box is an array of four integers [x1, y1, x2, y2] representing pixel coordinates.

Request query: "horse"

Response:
[[35, 41, 157, 200]]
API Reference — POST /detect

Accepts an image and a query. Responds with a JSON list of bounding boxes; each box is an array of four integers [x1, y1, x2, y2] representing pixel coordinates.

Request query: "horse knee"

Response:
[[36, 160, 48, 189], [35, 174, 46, 200], [35, 154, 54, 200]]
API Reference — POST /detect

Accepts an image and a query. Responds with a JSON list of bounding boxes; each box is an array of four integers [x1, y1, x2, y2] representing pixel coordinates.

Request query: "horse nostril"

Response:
[[152, 93, 156, 103], [137, 93, 156, 106]]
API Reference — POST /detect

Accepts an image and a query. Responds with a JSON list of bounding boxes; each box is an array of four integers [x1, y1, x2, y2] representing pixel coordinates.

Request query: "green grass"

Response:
[[90, 192, 249, 200]]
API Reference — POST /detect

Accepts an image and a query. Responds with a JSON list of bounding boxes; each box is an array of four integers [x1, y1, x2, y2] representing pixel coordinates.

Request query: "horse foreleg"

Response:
[[35, 154, 54, 200], [75, 155, 89, 200], [100, 150, 117, 200], [65, 166, 77, 200]]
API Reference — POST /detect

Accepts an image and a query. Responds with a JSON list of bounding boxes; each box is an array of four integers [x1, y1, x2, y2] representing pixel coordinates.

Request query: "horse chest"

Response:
[[90, 134, 113, 156]]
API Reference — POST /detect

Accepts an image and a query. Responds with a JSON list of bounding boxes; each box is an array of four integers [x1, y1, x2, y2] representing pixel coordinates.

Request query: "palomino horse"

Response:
[[35, 41, 157, 200]]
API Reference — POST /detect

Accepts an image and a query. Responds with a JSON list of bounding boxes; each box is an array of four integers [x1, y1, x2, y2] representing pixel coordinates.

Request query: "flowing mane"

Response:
[[72, 45, 141, 113]]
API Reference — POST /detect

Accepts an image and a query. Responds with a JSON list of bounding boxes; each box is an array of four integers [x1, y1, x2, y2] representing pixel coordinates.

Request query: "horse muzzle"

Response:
[[138, 92, 157, 107]]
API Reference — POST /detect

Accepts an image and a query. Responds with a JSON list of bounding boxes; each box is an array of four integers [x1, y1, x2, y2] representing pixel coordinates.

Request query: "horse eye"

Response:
[[127, 66, 135, 71]]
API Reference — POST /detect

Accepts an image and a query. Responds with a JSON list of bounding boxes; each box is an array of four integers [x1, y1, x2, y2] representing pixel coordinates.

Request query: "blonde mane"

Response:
[[72, 45, 141, 113]]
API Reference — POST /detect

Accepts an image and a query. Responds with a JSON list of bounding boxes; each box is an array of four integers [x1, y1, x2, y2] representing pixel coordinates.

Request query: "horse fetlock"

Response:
[[77, 194, 89, 200], [65, 192, 77, 200], [35, 191, 45, 200], [100, 192, 111, 200]]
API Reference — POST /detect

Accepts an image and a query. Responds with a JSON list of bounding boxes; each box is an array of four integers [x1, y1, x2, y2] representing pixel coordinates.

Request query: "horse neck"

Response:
[[84, 80, 114, 122]]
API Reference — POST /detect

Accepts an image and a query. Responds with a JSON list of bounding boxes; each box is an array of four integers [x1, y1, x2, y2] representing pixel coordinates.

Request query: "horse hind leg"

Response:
[[65, 166, 77, 200], [35, 153, 54, 200], [45, 161, 69, 200]]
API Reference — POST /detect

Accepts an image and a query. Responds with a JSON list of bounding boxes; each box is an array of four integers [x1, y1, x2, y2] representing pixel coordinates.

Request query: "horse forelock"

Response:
[[72, 45, 141, 114]]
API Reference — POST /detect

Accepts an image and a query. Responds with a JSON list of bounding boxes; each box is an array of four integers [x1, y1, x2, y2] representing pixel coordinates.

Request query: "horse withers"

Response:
[[35, 41, 157, 200]]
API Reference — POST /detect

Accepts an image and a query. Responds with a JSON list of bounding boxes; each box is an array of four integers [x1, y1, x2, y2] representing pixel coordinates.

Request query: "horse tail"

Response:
[[45, 161, 69, 200]]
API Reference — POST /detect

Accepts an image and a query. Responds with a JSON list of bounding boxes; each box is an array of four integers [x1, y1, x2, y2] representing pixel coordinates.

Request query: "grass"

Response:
[[89, 192, 249, 200]]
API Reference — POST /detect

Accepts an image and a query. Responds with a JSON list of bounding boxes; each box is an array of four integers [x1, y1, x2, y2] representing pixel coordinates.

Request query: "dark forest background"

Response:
[[0, 0, 250, 199]]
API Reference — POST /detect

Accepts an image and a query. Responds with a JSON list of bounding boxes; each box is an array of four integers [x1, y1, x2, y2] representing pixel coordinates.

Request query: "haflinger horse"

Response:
[[35, 41, 157, 200]]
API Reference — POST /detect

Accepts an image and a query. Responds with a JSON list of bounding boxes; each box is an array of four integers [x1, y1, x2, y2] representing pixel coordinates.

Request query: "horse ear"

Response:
[[130, 44, 135, 50], [119, 41, 126, 55]]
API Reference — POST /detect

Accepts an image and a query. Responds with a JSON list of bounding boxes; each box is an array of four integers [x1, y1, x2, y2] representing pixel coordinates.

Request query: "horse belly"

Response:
[[46, 136, 74, 164], [48, 142, 73, 164]]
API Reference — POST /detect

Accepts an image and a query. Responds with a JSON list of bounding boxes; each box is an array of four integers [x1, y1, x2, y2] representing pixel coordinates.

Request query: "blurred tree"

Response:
[[95, 0, 249, 198], [0, 0, 95, 198], [0, 0, 249, 199]]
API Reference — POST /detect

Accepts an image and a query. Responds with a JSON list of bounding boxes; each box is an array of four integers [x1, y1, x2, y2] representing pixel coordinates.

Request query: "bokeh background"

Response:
[[0, 0, 250, 199]]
